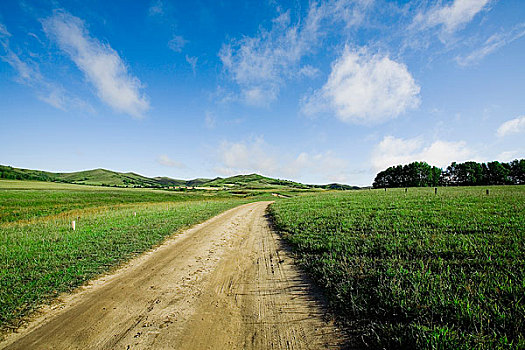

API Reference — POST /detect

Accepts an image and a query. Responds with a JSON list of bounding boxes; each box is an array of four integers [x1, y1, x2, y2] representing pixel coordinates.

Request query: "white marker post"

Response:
[[133, 212, 137, 217], [71, 220, 76, 231]]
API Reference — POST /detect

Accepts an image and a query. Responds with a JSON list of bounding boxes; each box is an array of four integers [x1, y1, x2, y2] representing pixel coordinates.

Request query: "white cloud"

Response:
[[168, 35, 187, 52], [498, 150, 521, 162], [456, 23, 525, 66], [148, 0, 165, 17], [371, 136, 475, 171], [185, 55, 197, 75], [298, 64, 319, 78], [288, 151, 349, 183], [157, 155, 184, 168], [414, 0, 491, 34], [42, 10, 150, 118], [302, 48, 420, 124], [35, 84, 94, 112], [1, 21, 90, 111], [216, 137, 350, 183], [497, 116, 525, 137], [1, 46, 39, 83], [204, 112, 216, 129], [219, 0, 371, 106], [217, 137, 279, 175], [0, 24, 41, 83], [0, 23, 10, 37]]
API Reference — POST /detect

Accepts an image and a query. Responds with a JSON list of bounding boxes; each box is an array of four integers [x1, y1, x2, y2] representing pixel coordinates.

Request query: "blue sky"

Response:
[[1, 0, 524, 186]]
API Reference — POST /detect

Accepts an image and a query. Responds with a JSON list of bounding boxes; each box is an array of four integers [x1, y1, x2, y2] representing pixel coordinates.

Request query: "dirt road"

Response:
[[1, 201, 344, 349]]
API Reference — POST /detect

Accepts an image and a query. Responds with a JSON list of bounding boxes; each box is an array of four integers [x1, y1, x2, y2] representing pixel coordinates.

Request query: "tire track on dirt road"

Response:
[[1, 201, 345, 349]]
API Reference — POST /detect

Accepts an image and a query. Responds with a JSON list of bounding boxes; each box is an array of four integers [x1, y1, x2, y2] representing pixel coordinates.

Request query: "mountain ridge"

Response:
[[0, 165, 359, 190]]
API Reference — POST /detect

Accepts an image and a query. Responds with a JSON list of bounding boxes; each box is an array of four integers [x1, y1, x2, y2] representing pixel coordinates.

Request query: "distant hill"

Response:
[[0, 165, 359, 190], [0, 165, 184, 188], [319, 183, 361, 190], [204, 174, 311, 189]]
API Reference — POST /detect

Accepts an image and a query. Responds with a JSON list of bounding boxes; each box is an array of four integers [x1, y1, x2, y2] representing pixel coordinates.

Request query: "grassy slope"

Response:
[[57, 169, 160, 187], [0, 165, 187, 188], [0, 165, 331, 190], [0, 180, 270, 329], [205, 174, 310, 189], [269, 186, 525, 349]]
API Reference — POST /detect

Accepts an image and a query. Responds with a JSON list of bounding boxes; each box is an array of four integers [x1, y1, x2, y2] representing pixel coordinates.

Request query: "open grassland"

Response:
[[269, 186, 525, 349], [0, 180, 268, 330], [0, 180, 237, 224]]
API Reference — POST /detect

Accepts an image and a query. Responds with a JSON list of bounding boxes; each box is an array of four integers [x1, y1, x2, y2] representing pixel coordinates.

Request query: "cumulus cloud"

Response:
[[456, 23, 525, 66], [371, 136, 475, 171], [42, 10, 150, 118], [216, 137, 349, 183], [497, 116, 525, 137], [219, 0, 371, 106], [157, 154, 184, 168], [413, 0, 491, 35], [302, 48, 420, 124]]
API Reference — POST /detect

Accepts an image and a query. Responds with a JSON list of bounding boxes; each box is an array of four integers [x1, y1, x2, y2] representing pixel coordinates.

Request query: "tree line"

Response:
[[373, 159, 525, 188]]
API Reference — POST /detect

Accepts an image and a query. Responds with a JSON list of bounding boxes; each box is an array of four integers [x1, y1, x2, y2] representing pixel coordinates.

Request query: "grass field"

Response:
[[0, 180, 238, 224], [0, 180, 268, 329], [269, 186, 525, 349]]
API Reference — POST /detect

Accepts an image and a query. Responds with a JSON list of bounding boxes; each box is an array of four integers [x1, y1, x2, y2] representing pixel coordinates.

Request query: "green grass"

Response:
[[0, 180, 269, 329], [269, 186, 525, 349], [0, 180, 235, 224]]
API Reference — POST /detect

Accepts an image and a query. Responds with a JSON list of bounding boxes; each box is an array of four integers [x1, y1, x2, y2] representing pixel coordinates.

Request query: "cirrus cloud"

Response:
[[42, 10, 150, 118], [413, 0, 491, 35], [1, 21, 91, 112], [456, 23, 525, 66]]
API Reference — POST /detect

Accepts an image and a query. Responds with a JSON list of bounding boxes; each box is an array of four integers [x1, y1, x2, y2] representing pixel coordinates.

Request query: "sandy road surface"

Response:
[[1, 201, 344, 349]]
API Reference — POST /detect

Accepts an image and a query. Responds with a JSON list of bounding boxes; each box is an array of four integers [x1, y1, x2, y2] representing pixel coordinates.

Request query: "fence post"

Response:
[[486, 189, 489, 195], [71, 220, 76, 231], [434, 187, 438, 195]]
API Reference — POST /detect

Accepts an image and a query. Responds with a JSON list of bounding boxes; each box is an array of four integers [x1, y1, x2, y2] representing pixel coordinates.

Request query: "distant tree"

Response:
[[429, 166, 442, 186], [484, 161, 510, 185], [375, 159, 524, 188], [373, 161, 442, 188], [442, 161, 484, 186], [458, 161, 484, 186], [509, 159, 525, 184]]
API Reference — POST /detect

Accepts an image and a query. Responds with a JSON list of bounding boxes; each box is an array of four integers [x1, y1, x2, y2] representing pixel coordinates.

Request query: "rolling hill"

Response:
[[0, 165, 358, 190]]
